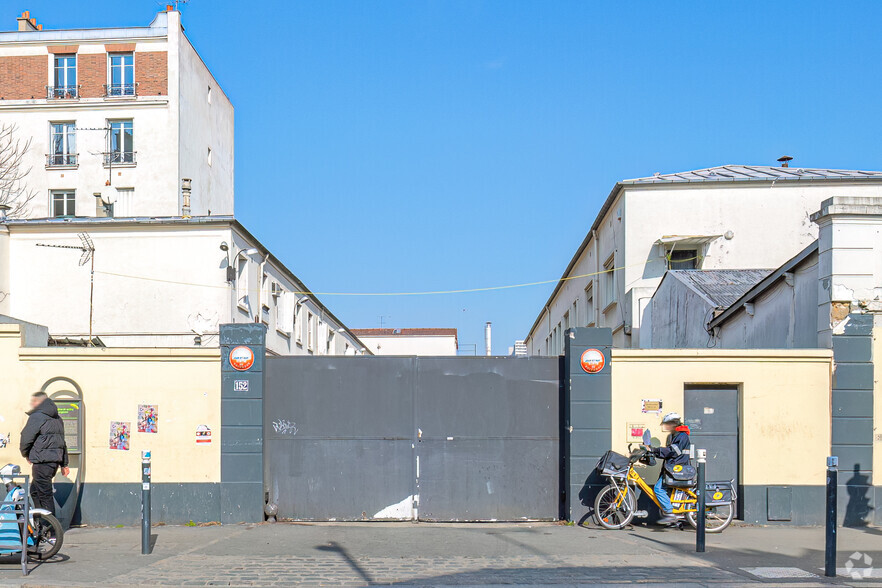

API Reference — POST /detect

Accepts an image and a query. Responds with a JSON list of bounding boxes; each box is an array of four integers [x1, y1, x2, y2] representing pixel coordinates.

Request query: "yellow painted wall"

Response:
[[0, 325, 221, 484], [612, 349, 832, 486]]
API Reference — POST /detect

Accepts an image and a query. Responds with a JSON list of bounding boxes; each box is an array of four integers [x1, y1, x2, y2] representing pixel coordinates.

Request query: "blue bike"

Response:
[[0, 464, 63, 571]]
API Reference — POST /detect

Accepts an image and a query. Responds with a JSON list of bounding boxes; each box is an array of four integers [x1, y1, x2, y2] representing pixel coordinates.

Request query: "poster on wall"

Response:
[[109, 421, 130, 451], [137, 405, 158, 434], [195, 424, 212, 444]]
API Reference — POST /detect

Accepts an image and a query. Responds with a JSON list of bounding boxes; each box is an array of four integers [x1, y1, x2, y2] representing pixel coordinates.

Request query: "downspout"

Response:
[[592, 230, 600, 326]]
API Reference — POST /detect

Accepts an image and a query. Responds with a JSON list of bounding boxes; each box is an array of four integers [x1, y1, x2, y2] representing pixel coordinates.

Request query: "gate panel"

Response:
[[265, 357, 415, 520], [684, 386, 739, 483], [416, 358, 560, 521]]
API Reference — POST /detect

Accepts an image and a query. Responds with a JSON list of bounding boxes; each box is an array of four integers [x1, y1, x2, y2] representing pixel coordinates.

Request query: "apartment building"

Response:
[[523, 165, 882, 353], [0, 9, 367, 356], [0, 8, 233, 218]]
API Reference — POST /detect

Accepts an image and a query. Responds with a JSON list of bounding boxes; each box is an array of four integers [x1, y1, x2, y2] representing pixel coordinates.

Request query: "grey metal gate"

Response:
[[264, 356, 560, 521]]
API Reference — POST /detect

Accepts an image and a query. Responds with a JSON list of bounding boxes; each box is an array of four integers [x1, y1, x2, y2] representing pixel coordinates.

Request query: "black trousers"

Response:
[[30, 462, 59, 517]]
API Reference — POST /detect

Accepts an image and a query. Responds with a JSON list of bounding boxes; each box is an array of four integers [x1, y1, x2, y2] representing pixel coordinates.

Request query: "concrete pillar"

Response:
[[811, 196, 881, 525], [563, 327, 612, 523], [219, 323, 267, 523]]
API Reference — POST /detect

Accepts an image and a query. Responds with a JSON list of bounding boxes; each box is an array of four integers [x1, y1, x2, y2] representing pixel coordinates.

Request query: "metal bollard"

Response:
[[825, 456, 838, 577], [141, 451, 151, 555], [696, 448, 706, 553]]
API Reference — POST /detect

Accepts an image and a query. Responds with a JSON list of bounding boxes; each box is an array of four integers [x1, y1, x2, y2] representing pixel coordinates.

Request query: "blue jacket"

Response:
[[652, 425, 691, 468]]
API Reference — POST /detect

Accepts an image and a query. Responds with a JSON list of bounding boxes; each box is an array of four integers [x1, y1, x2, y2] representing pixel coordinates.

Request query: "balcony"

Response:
[[103, 83, 138, 98], [46, 85, 79, 100], [103, 151, 136, 166], [46, 153, 78, 168]]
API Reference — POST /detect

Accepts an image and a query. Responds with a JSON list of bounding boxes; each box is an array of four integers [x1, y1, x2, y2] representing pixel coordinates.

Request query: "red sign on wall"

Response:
[[229, 345, 255, 371], [579, 348, 605, 373]]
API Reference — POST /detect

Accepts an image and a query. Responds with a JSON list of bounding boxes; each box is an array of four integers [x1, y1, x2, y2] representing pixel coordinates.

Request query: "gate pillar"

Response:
[[219, 323, 267, 523], [563, 327, 612, 523]]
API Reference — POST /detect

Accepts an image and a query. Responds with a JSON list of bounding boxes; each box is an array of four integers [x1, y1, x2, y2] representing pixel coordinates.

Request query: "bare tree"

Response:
[[0, 123, 38, 218]]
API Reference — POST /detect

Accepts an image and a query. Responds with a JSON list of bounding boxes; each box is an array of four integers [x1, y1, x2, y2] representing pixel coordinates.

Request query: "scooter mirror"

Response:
[[642, 429, 652, 447]]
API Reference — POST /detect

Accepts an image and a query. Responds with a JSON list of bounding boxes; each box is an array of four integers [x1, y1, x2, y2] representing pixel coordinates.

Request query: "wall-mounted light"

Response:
[[220, 241, 229, 252]]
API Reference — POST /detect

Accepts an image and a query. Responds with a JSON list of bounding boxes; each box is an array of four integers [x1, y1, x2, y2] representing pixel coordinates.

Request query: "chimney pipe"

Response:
[[17, 12, 38, 32], [777, 155, 793, 168], [484, 322, 492, 356], [181, 178, 192, 217], [0, 204, 10, 221]]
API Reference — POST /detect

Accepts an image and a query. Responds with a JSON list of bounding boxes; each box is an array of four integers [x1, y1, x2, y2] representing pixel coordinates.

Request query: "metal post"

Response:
[[825, 456, 838, 577], [141, 451, 151, 555], [21, 475, 29, 576], [696, 448, 706, 553]]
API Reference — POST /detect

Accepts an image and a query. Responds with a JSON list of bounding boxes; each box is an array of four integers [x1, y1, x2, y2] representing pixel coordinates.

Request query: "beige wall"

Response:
[[0, 325, 221, 484], [611, 349, 832, 486]]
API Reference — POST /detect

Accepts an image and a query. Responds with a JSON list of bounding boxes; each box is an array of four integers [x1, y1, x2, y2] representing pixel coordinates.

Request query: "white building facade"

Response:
[[523, 166, 882, 353], [351, 328, 458, 356], [0, 9, 233, 218], [0, 217, 367, 355]]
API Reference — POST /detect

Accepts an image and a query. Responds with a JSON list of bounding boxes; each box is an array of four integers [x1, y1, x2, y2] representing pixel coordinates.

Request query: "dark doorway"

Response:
[[684, 385, 739, 501]]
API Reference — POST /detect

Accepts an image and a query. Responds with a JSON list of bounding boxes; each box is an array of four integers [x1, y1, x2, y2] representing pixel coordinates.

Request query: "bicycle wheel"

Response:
[[594, 483, 636, 530], [29, 513, 63, 560], [685, 501, 734, 533]]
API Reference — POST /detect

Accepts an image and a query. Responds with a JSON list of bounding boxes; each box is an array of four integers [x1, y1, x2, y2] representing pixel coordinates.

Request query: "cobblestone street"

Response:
[[0, 522, 880, 586]]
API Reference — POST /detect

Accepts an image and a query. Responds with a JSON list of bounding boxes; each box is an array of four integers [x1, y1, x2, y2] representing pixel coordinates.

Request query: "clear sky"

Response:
[[21, 1, 882, 353]]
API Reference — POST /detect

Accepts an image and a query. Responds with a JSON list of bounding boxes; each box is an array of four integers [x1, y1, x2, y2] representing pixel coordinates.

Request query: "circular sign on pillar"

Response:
[[229, 345, 255, 371], [580, 348, 605, 373]]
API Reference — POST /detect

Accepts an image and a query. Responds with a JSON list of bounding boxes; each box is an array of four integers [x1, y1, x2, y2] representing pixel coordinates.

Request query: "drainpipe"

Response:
[[592, 230, 600, 326], [256, 253, 269, 323]]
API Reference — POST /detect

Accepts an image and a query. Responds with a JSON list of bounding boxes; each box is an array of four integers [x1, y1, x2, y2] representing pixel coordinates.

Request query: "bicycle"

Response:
[[593, 437, 735, 533]]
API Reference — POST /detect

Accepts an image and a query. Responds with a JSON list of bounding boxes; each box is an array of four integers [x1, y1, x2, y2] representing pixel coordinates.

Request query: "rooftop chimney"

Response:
[[484, 322, 492, 356], [777, 155, 793, 168], [17, 11, 39, 32]]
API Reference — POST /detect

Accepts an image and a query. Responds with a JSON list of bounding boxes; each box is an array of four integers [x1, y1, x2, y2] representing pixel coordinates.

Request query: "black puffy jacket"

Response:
[[652, 425, 691, 468], [19, 398, 68, 466]]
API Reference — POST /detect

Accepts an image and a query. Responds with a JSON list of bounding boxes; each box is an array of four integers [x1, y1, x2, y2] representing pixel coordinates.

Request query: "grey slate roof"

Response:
[[667, 269, 773, 308], [623, 165, 882, 185]]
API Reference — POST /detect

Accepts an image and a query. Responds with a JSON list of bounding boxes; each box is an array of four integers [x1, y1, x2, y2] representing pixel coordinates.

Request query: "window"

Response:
[[326, 328, 335, 355], [668, 248, 698, 270], [236, 255, 249, 311], [107, 53, 135, 96], [49, 122, 76, 166], [563, 311, 570, 332], [307, 312, 315, 351], [294, 303, 302, 342], [584, 283, 595, 327], [207, 147, 212, 167], [107, 120, 134, 164], [207, 85, 212, 103], [51, 190, 75, 217], [51, 55, 77, 99], [603, 255, 616, 308]]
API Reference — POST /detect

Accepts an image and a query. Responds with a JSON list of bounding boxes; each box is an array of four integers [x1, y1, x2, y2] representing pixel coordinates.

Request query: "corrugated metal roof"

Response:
[[623, 165, 882, 185], [668, 269, 773, 308]]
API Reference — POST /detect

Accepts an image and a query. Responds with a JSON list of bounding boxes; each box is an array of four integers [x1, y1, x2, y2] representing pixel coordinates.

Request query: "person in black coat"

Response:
[[19, 392, 69, 516]]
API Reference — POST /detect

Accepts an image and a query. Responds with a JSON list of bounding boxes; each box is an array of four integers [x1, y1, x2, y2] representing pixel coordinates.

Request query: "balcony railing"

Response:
[[103, 83, 138, 98], [46, 153, 78, 167], [46, 85, 79, 100], [103, 151, 136, 166]]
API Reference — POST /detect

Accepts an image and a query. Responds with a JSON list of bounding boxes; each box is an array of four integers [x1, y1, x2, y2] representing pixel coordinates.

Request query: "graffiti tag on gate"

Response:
[[272, 419, 298, 435]]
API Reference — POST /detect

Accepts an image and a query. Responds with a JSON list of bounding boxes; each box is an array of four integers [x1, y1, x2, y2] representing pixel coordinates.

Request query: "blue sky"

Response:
[[24, 1, 882, 353]]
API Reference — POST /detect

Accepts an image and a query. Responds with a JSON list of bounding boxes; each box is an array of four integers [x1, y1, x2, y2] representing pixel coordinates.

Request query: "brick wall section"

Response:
[[78, 53, 106, 98], [135, 51, 168, 96], [0, 55, 46, 100]]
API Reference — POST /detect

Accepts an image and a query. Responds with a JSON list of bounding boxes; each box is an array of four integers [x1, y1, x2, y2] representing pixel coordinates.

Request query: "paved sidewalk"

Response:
[[0, 522, 879, 586]]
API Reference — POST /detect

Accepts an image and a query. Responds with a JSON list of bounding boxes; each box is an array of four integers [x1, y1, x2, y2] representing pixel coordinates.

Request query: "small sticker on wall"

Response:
[[0, 433, 9, 449], [703, 407, 715, 415], [626, 423, 646, 442], [138, 405, 158, 434], [642, 399, 663, 414], [109, 421, 131, 450], [196, 424, 212, 444]]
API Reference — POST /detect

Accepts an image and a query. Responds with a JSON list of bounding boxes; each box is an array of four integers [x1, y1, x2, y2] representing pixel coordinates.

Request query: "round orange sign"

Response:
[[229, 345, 254, 371], [580, 348, 605, 373]]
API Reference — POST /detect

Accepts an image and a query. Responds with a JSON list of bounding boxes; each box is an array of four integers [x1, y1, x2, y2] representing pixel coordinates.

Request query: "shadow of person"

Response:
[[843, 463, 873, 528]]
